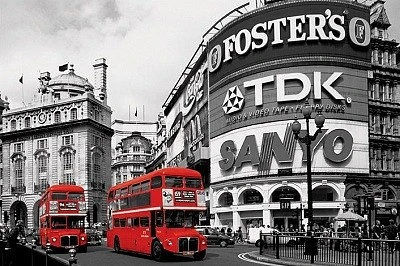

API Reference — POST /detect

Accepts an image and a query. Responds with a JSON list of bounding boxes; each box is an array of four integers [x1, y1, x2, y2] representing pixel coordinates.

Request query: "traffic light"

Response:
[[3, 211, 9, 224], [366, 196, 375, 210]]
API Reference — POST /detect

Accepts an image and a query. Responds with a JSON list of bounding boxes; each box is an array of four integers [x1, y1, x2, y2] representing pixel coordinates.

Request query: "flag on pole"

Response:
[[135, 107, 138, 117], [19, 75, 23, 84], [59, 63, 68, 72]]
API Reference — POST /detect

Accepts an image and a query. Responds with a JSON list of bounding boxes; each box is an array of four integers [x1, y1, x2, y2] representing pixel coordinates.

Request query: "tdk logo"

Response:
[[222, 86, 245, 114]]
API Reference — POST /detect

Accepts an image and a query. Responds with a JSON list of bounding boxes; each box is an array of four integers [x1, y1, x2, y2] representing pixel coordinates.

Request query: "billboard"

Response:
[[208, 0, 370, 182], [208, 0, 370, 86]]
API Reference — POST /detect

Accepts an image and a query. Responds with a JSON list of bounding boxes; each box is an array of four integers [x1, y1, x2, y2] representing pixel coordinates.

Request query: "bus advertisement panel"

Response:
[[107, 167, 207, 261], [38, 184, 88, 252]]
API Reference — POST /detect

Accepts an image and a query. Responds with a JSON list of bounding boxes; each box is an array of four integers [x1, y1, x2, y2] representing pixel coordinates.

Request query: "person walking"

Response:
[[237, 226, 243, 243], [6, 220, 25, 266], [385, 219, 397, 253], [373, 220, 383, 250]]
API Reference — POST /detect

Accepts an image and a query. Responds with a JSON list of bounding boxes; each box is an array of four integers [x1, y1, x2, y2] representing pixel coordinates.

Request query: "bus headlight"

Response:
[[166, 240, 173, 246], [201, 239, 207, 245], [81, 236, 85, 241], [52, 237, 57, 242]]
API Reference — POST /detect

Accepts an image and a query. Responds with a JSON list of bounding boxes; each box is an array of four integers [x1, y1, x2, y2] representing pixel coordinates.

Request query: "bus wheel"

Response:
[[114, 237, 121, 253], [220, 240, 228, 247], [152, 240, 164, 261], [193, 250, 206, 261]]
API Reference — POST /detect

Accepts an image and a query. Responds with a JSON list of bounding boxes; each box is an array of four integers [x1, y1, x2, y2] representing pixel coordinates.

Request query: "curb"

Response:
[[244, 251, 325, 266]]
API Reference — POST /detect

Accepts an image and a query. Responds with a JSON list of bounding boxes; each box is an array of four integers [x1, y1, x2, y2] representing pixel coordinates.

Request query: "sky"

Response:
[[1, 0, 400, 122]]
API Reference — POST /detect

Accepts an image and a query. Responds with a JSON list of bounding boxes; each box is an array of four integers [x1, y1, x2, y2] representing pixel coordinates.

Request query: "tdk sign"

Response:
[[208, 9, 370, 73], [222, 72, 345, 114]]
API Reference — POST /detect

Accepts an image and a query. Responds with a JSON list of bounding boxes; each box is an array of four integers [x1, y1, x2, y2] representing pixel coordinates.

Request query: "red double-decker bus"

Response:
[[107, 167, 207, 261], [38, 184, 88, 252]]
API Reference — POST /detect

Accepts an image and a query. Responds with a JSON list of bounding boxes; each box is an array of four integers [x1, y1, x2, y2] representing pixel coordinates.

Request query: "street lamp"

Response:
[[292, 100, 325, 232]]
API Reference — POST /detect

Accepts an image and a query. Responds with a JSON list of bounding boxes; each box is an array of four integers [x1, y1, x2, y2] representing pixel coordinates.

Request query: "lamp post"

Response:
[[292, 100, 325, 232]]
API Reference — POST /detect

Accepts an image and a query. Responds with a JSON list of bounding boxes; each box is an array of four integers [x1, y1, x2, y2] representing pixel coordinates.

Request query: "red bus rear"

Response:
[[107, 167, 207, 261], [38, 184, 88, 252]]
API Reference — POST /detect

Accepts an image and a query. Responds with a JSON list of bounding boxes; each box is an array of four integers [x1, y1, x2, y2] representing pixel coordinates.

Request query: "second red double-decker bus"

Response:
[[38, 184, 88, 252], [107, 167, 207, 261]]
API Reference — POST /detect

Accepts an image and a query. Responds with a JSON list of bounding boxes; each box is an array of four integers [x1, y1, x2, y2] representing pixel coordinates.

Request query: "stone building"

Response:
[[0, 59, 113, 229]]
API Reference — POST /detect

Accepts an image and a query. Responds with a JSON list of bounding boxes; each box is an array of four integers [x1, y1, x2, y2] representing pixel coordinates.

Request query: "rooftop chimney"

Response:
[[93, 58, 108, 103]]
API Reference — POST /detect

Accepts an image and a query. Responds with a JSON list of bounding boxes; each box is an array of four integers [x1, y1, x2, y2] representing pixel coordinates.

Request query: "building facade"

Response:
[[163, 0, 400, 232], [0, 59, 113, 229], [111, 131, 153, 185]]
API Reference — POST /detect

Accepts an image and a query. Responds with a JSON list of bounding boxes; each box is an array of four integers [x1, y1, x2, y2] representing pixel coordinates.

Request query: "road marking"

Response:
[[238, 252, 280, 265]]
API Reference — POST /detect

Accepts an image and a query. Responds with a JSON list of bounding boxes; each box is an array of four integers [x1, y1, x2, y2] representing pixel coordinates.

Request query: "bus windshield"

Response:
[[165, 210, 200, 228], [51, 216, 85, 229]]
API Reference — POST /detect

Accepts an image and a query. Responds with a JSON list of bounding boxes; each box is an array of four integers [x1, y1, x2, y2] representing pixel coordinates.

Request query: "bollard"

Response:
[[31, 239, 37, 266], [68, 248, 77, 266], [45, 242, 52, 266]]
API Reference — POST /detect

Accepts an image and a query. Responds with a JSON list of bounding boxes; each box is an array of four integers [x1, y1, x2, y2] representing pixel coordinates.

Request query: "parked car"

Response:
[[247, 227, 299, 247], [195, 227, 235, 247]]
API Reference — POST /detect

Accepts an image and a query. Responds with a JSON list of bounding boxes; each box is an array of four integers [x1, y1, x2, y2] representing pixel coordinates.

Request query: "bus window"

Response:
[[52, 192, 67, 200], [114, 218, 120, 227], [52, 217, 66, 229], [133, 217, 139, 227], [131, 184, 140, 194], [121, 187, 128, 197], [108, 190, 115, 200], [185, 178, 201, 188], [120, 218, 127, 227], [165, 177, 183, 188], [69, 193, 84, 200], [115, 189, 121, 198], [67, 216, 85, 229], [140, 181, 150, 191], [151, 176, 162, 189], [156, 211, 163, 227], [127, 218, 132, 227], [140, 217, 149, 227], [165, 210, 184, 228]]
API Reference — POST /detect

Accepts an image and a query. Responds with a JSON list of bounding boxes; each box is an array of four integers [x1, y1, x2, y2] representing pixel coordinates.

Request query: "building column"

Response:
[[263, 208, 271, 227], [232, 209, 241, 232]]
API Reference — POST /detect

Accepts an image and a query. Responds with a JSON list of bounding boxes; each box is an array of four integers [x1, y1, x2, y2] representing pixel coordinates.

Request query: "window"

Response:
[[15, 158, 24, 186], [11, 120, 17, 130], [140, 217, 149, 227], [54, 111, 61, 123], [369, 82, 375, 99], [388, 84, 393, 102], [14, 143, 24, 152], [93, 135, 102, 146], [379, 82, 385, 100], [62, 135, 74, 146], [185, 178, 201, 188], [94, 110, 100, 121], [63, 153, 73, 170], [132, 146, 140, 152], [70, 108, 77, 120], [63, 173, 73, 184], [37, 139, 48, 149], [38, 156, 47, 173], [165, 176, 183, 188], [151, 176, 162, 189], [93, 153, 101, 185], [140, 181, 150, 191], [25, 117, 31, 128], [378, 51, 383, 65]]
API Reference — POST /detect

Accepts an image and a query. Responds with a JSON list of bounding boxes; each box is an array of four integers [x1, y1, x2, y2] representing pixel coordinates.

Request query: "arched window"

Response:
[[38, 155, 48, 190], [70, 108, 77, 120], [241, 189, 263, 204], [62, 152, 74, 184], [92, 153, 101, 189], [11, 120, 17, 130], [15, 158, 24, 191], [54, 111, 61, 123], [25, 117, 31, 128], [218, 192, 233, 207]]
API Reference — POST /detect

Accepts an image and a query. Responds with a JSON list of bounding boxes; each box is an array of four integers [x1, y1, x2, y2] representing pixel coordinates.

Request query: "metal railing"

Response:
[[259, 232, 400, 266], [0, 239, 78, 266]]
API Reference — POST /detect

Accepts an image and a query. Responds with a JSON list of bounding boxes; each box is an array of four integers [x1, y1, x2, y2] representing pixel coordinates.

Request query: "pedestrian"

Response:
[[220, 227, 225, 235], [237, 226, 243, 243], [6, 220, 25, 266], [385, 219, 397, 253], [373, 220, 383, 250], [227, 227, 232, 237]]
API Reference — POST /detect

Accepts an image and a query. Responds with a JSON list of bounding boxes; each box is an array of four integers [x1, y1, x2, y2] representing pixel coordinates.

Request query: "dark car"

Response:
[[195, 227, 235, 247]]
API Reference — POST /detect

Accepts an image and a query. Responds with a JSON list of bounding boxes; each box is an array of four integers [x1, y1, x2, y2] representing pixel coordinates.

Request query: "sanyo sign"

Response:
[[208, 9, 370, 73]]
